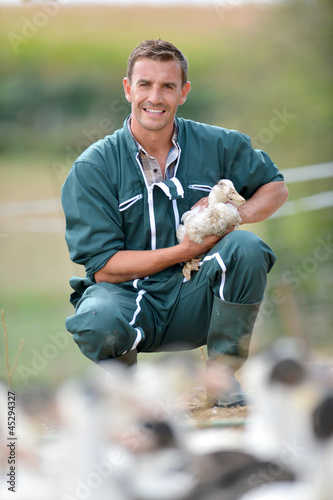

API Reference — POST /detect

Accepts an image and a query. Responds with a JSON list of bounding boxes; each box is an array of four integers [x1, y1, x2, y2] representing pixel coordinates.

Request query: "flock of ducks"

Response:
[[0, 338, 332, 500]]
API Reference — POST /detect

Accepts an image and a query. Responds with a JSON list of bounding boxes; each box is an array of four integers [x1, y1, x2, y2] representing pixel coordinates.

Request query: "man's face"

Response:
[[123, 57, 190, 133]]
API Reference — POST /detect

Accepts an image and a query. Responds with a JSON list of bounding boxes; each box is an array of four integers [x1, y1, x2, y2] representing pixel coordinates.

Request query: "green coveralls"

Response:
[[61, 117, 283, 365]]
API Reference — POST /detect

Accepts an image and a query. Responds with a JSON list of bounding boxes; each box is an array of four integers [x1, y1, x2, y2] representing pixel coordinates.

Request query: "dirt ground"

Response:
[[180, 387, 248, 428]]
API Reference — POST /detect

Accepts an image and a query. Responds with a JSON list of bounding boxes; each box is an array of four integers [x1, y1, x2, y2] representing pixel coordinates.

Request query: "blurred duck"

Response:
[[241, 338, 333, 500]]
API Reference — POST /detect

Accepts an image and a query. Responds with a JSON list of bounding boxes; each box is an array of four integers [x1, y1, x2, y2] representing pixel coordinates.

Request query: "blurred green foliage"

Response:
[[0, 0, 332, 166]]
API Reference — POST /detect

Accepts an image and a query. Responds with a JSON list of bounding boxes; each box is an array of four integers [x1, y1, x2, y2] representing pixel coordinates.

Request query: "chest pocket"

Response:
[[119, 194, 143, 212], [187, 184, 213, 206]]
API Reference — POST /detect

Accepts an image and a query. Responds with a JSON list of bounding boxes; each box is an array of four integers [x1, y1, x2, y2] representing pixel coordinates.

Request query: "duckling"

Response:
[[177, 179, 245, 279]]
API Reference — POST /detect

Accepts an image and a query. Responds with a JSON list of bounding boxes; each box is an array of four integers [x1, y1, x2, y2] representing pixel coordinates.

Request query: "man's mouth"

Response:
[[144, 108, 165, 115]]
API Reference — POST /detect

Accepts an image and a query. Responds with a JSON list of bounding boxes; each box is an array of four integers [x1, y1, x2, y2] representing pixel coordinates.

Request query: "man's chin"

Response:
[[140, 119, 169, 132]]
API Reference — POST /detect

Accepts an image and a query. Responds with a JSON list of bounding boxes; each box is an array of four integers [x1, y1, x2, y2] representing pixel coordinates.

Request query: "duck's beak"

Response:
[[229, 190, 245, 204]]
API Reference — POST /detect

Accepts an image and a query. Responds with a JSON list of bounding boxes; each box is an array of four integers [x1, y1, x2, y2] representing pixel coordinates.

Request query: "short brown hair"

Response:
[[127, 39, 188, 87]]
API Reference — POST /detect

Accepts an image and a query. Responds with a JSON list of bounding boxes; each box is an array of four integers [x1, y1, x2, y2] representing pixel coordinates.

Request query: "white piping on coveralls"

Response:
[[127, 289, 146, 351], [188, 184, 213, 193], [199, 252, 227, 301]]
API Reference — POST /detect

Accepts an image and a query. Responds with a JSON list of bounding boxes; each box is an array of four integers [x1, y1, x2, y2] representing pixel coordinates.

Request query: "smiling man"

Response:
[[61, 40, 288, 407]]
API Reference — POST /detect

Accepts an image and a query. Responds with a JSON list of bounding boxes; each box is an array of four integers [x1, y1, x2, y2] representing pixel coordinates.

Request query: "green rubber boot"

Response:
[[98, 348, 138, 374], [206, 296, 261, 407]]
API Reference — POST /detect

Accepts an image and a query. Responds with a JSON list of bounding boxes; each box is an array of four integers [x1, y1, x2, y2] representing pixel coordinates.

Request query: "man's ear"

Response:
[[123, 77, 132, 103], [179, 81, 191, 105]]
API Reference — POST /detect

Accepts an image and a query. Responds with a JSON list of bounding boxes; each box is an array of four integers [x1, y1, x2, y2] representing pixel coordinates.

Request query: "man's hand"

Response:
[[191, 196, 209, 210], [180, 233, 221, 257]]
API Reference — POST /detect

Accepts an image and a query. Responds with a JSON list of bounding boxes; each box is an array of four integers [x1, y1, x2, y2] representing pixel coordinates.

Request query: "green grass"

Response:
[[0, 292, 88, 388]]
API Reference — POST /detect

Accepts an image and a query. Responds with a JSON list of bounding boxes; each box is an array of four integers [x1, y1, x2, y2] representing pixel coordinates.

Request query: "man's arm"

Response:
[[237, 180, 288, 224], [94, 234, 220, 284]]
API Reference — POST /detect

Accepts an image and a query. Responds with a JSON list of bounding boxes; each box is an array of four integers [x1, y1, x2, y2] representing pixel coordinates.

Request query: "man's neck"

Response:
[[130, 116, 174, 156]]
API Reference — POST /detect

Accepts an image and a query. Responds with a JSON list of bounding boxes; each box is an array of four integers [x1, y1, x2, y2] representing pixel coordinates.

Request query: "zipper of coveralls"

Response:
[[135, 152, 157, 250], [171, 145, 182, 229], [135, 146, 182, 251]]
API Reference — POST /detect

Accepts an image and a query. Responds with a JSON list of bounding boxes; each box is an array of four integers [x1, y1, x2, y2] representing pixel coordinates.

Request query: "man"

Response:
[[61, 39, 288, 407]]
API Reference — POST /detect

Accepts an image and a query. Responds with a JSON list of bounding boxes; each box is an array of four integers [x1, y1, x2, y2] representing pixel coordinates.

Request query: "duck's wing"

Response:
[[180, 206, 202, 223], [176, 224, 186, 243]]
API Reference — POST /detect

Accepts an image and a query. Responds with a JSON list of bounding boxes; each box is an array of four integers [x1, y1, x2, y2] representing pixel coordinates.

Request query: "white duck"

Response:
[[176, 179, 245, 279]]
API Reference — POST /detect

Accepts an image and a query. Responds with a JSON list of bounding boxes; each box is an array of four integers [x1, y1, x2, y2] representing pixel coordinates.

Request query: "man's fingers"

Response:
[[191, 196, 209, 210]]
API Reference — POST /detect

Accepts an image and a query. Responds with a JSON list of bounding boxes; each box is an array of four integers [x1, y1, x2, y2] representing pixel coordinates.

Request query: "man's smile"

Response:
[[143, 108, 166, 115]]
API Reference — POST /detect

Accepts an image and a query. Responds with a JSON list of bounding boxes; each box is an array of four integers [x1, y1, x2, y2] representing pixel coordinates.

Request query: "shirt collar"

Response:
[[127, 116, 179, 154]]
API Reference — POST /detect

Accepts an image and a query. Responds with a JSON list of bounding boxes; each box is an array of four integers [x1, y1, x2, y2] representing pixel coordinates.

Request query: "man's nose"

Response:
[[148, 84, 163, 104]]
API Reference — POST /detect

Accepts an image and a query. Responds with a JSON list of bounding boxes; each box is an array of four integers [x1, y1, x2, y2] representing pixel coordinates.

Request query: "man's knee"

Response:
[[65, 284, 132, 362], [69, 285, 118, 331], [207, 231, 276, 303], [221, 230, 276, 273], [224, 229, 262, 252]]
